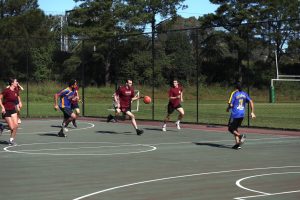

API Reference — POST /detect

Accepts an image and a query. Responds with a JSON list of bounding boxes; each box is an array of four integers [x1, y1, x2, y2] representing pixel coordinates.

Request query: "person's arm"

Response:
[[18, 95, 22, 109], [54, 93, 60, 111], [0, 93, 5, 114], [180, 91, 183, 102], [249, 99, 256, 118], [114, 92, 120, 108]]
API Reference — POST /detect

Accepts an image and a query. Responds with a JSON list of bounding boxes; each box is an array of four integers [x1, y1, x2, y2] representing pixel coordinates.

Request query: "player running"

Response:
[[162, 79, 184, 132], [54, 79, 78, 137], [71, 80, 80, 128], [227, 82, 256, 150], [107, 79, 144, 135], [0, 78, 20, 145]]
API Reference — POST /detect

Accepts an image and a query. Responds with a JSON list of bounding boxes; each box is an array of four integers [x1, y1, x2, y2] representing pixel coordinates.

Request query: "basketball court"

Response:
[[0, 118, 299, 200]]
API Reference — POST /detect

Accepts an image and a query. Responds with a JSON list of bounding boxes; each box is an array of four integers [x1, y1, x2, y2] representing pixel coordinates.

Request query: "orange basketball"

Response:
[[143, 96, 151, 104]]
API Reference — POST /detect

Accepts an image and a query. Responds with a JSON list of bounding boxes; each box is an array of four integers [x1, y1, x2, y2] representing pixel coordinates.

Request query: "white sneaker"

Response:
[[61, 123, 69, 132], [18, 118, 21, 124], [162, 124, 166, 132], [176, 121, 181, 130]]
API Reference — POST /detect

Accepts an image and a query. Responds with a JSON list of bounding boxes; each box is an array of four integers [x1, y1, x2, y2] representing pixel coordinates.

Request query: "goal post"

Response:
[[270, 77, 300, 103]]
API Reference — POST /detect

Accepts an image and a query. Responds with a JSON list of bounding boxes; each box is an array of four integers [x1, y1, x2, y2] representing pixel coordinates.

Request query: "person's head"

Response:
[[126, 79, 133, 88], [69, 79, 77, 88], [172, 79, 179, 88], [235, 81, 242, 91], [8, 78, 18, 87]]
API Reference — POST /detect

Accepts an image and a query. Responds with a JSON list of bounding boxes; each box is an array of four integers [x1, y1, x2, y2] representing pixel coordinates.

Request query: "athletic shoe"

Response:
[[239, 134, 246, 144], [162, 124, 166, 132], [57, 129, 66, 137], [61, 122, 69, 132], [232, 144, 241, 150], [18, 118, 22, 124], [8, 140, 17, 146], [72, 120, 77, 128], [136, 129, 144, 136], [175, 121, 181, 130], [107, 114, 114, 122], [0, 124, 4, 136]]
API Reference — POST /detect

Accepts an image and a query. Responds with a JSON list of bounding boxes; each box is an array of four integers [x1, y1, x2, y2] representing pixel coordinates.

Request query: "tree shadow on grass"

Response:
[[193, 142, 232, 149]]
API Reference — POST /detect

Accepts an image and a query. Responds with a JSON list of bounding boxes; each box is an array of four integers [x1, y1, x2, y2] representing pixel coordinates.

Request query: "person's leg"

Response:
[[162, 104, 174, 131], [228, 118, 240, 149], [72, 107, 80, 127], [5, 113, 18, 145], [175, 107, 184, 129], [228, 118, 244, 149], [126, 111, 143, 135]]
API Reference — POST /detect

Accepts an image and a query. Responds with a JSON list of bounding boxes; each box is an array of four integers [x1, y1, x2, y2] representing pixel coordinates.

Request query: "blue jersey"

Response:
[[56, 87, 75, 109], [228, 90, 251, 119]]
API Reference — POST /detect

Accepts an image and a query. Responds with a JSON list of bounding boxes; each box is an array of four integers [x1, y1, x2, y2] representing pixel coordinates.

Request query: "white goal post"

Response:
[[270, 51, 300, 102]]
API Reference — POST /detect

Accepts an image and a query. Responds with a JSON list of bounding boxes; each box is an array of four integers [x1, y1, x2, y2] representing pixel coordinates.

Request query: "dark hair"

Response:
[[7, 78, 16, 86], [69, 79, 77, 87], [235, 81, 242, 91]]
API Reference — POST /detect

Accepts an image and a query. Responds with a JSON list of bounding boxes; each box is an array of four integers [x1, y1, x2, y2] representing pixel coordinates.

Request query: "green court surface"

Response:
[[0, 119, 299, 200]]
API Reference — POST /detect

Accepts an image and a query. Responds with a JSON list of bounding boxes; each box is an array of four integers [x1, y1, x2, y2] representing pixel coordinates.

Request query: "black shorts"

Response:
[[228, 117, 244, 133], [167, 103, 182, 114], [60, 107, 73, 119], [119, 106, 131, 114], [2, 109, 17, 118]]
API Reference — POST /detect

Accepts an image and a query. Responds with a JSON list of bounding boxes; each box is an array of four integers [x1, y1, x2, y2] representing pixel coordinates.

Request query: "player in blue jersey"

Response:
[[226, 82, 256, 149], [54, 79, 78, 137]]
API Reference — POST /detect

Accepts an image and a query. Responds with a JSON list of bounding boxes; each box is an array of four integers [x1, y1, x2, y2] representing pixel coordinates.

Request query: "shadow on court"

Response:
[[144, 127, 177, 132], [193, 142, 232, 149], [0, 140, 9, 145], [96, 130, 133, 135], [38, 133, 59, 137]]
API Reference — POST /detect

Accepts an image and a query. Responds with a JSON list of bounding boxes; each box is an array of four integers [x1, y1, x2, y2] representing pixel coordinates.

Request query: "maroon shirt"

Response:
[[116, 85, 135, 108], [1, 88, 18, 110], [168, 86, 183, 108]]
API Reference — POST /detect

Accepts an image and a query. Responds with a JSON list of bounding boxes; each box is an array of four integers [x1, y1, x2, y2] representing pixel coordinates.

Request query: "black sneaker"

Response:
[[136, 129, 144, 136], [72, 120, 77, 128], [57, 129, 66, 137], [107, 114, 114, 122], [232, 144, 241, 150], [0, 124, 4, 136]]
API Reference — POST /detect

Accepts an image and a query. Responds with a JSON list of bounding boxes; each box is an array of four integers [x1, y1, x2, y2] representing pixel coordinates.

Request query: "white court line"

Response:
[[234, 190, 300, 200], [73, 166, 300, 200], [3, 142, 157, 156], [235, 172, 300, 196]]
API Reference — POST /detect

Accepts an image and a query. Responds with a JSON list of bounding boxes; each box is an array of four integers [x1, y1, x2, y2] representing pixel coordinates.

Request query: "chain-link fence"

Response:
[[1, 22, 299, 130]]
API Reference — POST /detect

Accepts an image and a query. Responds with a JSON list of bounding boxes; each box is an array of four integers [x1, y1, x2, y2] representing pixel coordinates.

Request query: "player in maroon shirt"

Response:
[[107, 79, 144, 135], [162, 79, 185, 131], [71, 80, 80, 128], [0, 78, 20, 145]]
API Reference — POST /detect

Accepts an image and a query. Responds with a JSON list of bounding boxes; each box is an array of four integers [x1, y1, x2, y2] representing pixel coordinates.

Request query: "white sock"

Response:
[[176, 120, 180, 124], [10, 138, 14, 142]]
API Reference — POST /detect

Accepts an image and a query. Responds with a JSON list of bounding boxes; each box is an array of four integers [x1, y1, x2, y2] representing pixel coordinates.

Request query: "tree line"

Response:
[[1, 0, 300, 88]]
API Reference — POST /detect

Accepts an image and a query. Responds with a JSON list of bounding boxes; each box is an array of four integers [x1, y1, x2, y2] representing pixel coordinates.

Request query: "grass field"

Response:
[[21, 100, 300, 130], [6, 82, 299, 130]]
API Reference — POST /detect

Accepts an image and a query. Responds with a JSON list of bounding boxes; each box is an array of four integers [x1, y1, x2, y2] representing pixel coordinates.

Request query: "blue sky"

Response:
[[38, 0, 218, 18]]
